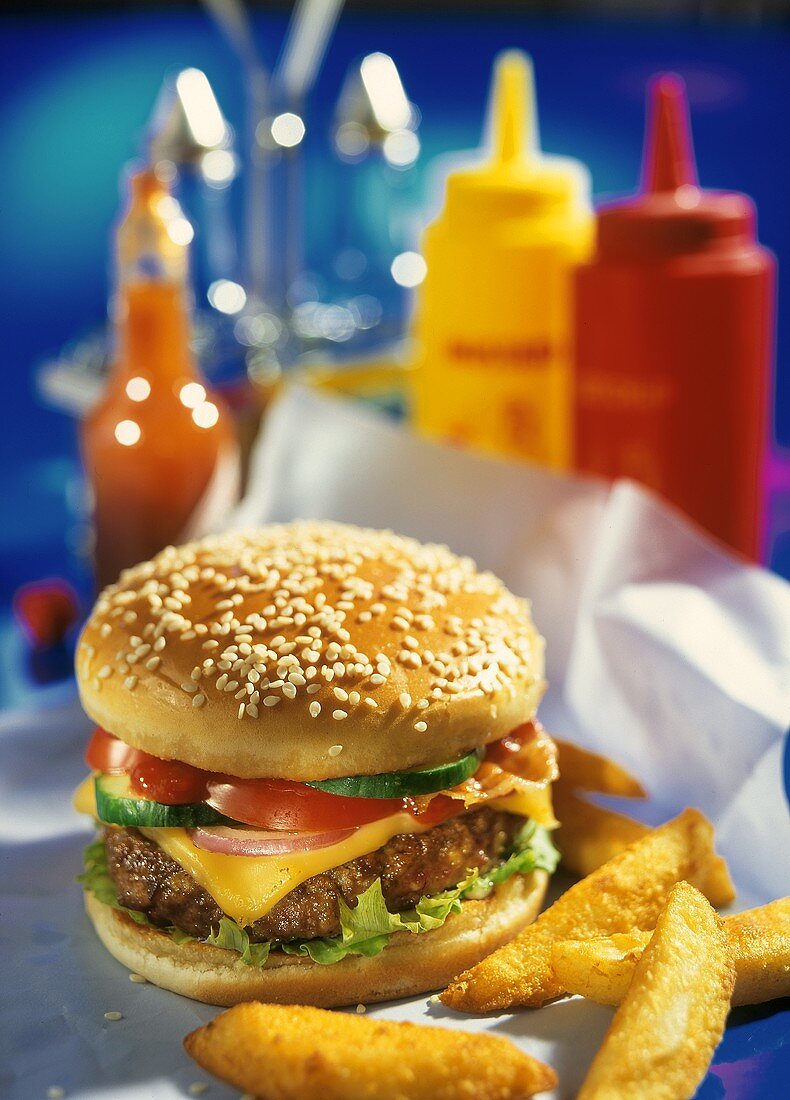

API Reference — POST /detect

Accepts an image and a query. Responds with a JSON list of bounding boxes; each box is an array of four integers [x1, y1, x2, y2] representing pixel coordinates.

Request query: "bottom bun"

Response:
[[85, 871, 548, 1007]]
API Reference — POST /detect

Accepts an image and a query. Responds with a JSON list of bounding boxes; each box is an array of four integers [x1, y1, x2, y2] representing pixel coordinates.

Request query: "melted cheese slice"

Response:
[[139, 815, 426, 925]]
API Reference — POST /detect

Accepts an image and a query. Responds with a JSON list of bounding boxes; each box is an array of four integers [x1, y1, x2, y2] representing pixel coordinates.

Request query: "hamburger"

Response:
[[74, 522, 558, 1006]]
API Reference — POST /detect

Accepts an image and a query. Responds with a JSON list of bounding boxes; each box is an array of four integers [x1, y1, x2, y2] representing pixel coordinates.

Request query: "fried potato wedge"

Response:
[[551, 931, 650, 1007], [553, 788, 735, 908], [441, 808, 726, 1012], [577, 882, 735, 1100], [553, 787, 649, 878], [554, 740, 646, 799], [725, 897, 790, 1005], [554, 898, 790, 1008], [184, 1002, 557, 1100]]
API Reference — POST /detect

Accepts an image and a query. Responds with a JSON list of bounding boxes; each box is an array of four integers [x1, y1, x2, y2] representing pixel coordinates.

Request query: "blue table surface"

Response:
[[0, 10, 788, 1096]]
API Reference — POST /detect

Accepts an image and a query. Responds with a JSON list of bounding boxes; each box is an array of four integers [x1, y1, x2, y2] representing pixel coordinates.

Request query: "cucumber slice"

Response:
[[94, 774, 226, 828], [306, 749, 483, 799]]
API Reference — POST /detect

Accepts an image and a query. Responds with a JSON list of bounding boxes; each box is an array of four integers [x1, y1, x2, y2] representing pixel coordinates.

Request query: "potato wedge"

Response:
[[577, 882, 735, 1100], [184, 1002, 557, 1100], [551, 931, 650, 1007], [725, 897, 790, 1005], [554, 740, 646, 798], [553, 787, 649, 878], [441, 808, 726, 1012], [553, 788, 735, 909], [554, 898, 790, 1008]]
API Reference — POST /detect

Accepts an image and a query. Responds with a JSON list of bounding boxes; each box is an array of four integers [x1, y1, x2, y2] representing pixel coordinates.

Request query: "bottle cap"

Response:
[[596, 74, 755, 259], [443, 50, 591, 223]]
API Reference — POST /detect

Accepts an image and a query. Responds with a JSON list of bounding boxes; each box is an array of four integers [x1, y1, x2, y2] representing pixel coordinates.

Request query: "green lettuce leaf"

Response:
[[205, 917, 271, 966], [79, 822, 558, 968]]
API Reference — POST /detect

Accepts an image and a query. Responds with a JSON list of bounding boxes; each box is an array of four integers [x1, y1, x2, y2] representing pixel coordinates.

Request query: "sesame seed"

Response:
[[364, 697, 378, 708], [97, 665, 112, 679], [370, 673, 386, 686], [188, 1084, 209, 1096], [263, 696, 279, 707], [355, 1003, 367, 1014], [180, 682, 198, 693], [332, 709, 348, 721], [153, 636, 166, 651], [282, 682, 297, 699], [309, 701, 321, 718], [333, 687, 349, 702], [129, 972, 147, 983], [246, 703, 259, 718], [238, 702, 245, 719], [223, 680, 239, 692], [306, 683, 321, 694], [348, 690, 360, 706], [414, 721, 428, 732], [192, 693, 206, 708], [328, 744, 343, 756], [124, 676, 137, 691], [399, 692, 412, 709], [103, 1011, 123, 1022]]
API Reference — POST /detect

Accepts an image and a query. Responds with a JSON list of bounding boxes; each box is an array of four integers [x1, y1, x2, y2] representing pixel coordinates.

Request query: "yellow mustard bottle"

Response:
[[411, 50, 593, 468]]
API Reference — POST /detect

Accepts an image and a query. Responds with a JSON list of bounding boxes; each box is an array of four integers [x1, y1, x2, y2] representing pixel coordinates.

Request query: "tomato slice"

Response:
[[206, 776, 406, 831], [404, 794, 463, 828], [130, 756, 210, 804], [85, 727, 143, 774], [484, 722, 534, 768]]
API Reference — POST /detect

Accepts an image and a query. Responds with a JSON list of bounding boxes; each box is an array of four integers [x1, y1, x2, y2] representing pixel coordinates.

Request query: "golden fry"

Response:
[[553, 897, 790, 1007], [553, 788, 736, 908], [577, 882, 735, 1100], [184, 1002, 557, 1100], [441, 808, 725, 1012], [551, 931, 650, 1006], [554, 740, 646, 798], [725, 896, 790, 1004], [553, 788, 649, 878]]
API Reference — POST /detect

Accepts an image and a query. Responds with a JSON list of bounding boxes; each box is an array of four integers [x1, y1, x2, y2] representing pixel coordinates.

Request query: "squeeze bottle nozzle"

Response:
[[641, 74, 698, 193], [489, 50, 534, 167]]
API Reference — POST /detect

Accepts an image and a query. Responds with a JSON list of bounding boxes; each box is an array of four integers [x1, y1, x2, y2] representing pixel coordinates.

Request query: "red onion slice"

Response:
[[188, 825, 356, 856]]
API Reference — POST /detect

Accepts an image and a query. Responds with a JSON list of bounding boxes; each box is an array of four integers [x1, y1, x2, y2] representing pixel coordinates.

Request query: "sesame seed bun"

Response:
[[85, 870, 547, 1007], [76, 523, 545, 780]]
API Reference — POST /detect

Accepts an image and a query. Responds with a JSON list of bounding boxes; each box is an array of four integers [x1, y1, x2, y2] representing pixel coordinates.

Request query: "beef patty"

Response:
[[104, 806, 522, 942]]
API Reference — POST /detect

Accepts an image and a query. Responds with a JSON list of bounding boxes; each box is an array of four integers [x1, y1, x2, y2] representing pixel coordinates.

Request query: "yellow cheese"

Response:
[[74, 775, 98, 817], [140, 814, 427, 926], [492, 787, 557, 828]]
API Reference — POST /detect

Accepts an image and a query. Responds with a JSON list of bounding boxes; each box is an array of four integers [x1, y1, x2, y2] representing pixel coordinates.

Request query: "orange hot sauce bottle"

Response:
[[573, 76, 775, 560], [81, 169, 240, 588]]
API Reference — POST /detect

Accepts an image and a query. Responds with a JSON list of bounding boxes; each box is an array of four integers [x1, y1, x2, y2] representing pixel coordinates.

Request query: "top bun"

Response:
[[77, 523, 545, 780]]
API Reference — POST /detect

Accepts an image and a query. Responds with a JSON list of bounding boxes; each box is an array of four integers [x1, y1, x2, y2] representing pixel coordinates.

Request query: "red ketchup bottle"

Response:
[[573, 75, 775, 560]]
